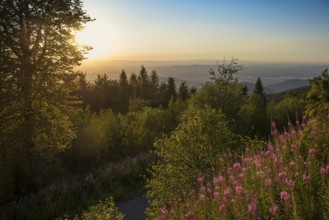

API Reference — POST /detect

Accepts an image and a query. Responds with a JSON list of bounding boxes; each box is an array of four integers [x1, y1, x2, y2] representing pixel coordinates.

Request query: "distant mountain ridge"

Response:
[[242, 79, 310, 94], [77, 60, 326, 94]]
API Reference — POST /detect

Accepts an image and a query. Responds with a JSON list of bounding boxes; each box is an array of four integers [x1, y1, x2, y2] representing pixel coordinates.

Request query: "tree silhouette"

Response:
[[178, 81, 189, 101], [0, 0, 92, 199]]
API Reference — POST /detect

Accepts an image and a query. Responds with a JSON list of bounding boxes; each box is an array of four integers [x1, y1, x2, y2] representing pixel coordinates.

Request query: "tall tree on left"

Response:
[[0, 0, 92, 202]]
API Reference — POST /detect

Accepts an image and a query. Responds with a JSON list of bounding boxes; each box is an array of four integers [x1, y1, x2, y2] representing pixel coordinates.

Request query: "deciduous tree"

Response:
[[0, 0, 92, 200]]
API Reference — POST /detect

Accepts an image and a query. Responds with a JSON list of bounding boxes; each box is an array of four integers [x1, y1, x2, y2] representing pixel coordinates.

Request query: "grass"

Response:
[[0, 153, 152, 220]]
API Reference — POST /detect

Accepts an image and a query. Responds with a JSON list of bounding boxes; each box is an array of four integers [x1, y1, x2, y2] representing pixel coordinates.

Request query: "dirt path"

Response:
[[117, 196, 148, 220]]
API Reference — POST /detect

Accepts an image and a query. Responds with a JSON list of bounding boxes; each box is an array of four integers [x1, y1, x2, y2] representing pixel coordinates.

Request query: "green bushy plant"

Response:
[[78, 197, 124, 220], [146, 106, 241, 212]]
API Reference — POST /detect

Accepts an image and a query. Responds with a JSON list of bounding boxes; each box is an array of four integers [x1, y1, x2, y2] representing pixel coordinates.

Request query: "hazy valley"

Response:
[[78, 60, 328, 93]]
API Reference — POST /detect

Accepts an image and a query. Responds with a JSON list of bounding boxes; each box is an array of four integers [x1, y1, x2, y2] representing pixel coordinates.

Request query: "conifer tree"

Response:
[[178, 81, 190, 101], [129, 73, 138, 99], [151, 70, 159, 87], [118, 70, 129, 112], [167, 77, 177, 99], [119, 70, 129, 88], [250, 77, 268, 137]]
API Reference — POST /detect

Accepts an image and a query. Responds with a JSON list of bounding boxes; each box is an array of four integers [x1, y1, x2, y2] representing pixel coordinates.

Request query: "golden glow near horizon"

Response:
[[76, 0, 329, 64]]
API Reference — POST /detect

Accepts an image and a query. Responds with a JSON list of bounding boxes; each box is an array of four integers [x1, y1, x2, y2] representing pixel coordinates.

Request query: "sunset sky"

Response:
[[76, 0, 329, 63]]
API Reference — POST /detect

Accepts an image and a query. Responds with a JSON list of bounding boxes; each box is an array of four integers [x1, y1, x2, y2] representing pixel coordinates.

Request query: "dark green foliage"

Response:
[[178, 81, 190, 101], [190, 77, 245, 134], [267, 96, 306, 131], [121, 107, 177, 155], [119, 70, 129, 87], [147, 107, 240, 209], [118, 70, 129, 113], [266, 86, 308, 103], [129, 73, 138, 99], [67, 109, 122, 172], [238, 78, 271, 138], [0, 0, 92, 203], [254, 77, 265, 96], [0, 154, 150, 220], [306, 68, 329, 118], [150, 70, 160, 87]]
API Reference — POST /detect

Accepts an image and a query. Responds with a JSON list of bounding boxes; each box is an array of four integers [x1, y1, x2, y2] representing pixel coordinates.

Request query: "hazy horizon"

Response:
[[76, 59, 328, 92], [76, 0, 329, 64]]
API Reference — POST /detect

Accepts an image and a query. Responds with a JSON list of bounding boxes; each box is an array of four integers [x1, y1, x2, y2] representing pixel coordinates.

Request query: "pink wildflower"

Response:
[[224, 187, 231, 197], [302, 175, 310, 182], [285, 178, 295, 188], [160, 208, 168, 219], [271, 121, 278, 136], [320, 167, 327, 175], [268, 142, 274, 151], [291, 144, 297, 152], [197, 177, 203, 184], [201, 186, 206, 193], [235, 185, 244, 196], [248, 202, 257, 214], [234, 162, 241, 171], [269, 204, 279, 215], [213, 176, 224, 185], [186, 211, 195, 218], [311, 130, 317, 137], [290, 160, 295, 167], [219, 204, 226, 213], [278, 170, 286, 178], [280, 191, 290, 201]]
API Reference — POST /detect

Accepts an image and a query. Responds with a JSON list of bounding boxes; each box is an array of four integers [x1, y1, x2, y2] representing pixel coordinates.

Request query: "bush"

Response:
[[78, 197, 124, 220], [146, 106, 240, 211], [121, 107, 176, 155], [68, 109, 122, 171]]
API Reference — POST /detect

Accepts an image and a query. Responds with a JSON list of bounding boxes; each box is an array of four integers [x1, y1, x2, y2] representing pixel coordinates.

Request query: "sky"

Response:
[[76, 0, 329, 63]]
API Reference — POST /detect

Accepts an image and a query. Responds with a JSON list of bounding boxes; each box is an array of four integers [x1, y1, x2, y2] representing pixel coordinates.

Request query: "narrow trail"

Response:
[[118, 196, 148, 220]]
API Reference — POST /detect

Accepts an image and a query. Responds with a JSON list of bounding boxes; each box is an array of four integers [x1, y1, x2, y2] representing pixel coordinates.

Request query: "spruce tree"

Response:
[[178, 81, 190, 101], [250, 77, 268, 137]]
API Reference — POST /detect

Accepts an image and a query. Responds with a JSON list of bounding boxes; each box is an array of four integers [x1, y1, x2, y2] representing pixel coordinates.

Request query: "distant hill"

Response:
[[240, 82, 276, 94], [241, 79, 310, 95], [266, 86, 309, 103], [266, 79, 309, 93]]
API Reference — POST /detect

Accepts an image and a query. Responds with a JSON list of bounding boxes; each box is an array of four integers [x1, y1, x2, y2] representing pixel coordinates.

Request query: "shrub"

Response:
[[78, 197, 124, 220], [146, 106, 240, 212]]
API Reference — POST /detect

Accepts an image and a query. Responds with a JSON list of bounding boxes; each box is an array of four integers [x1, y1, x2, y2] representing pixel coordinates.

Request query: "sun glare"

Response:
[[75, 20, 116, 60]]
